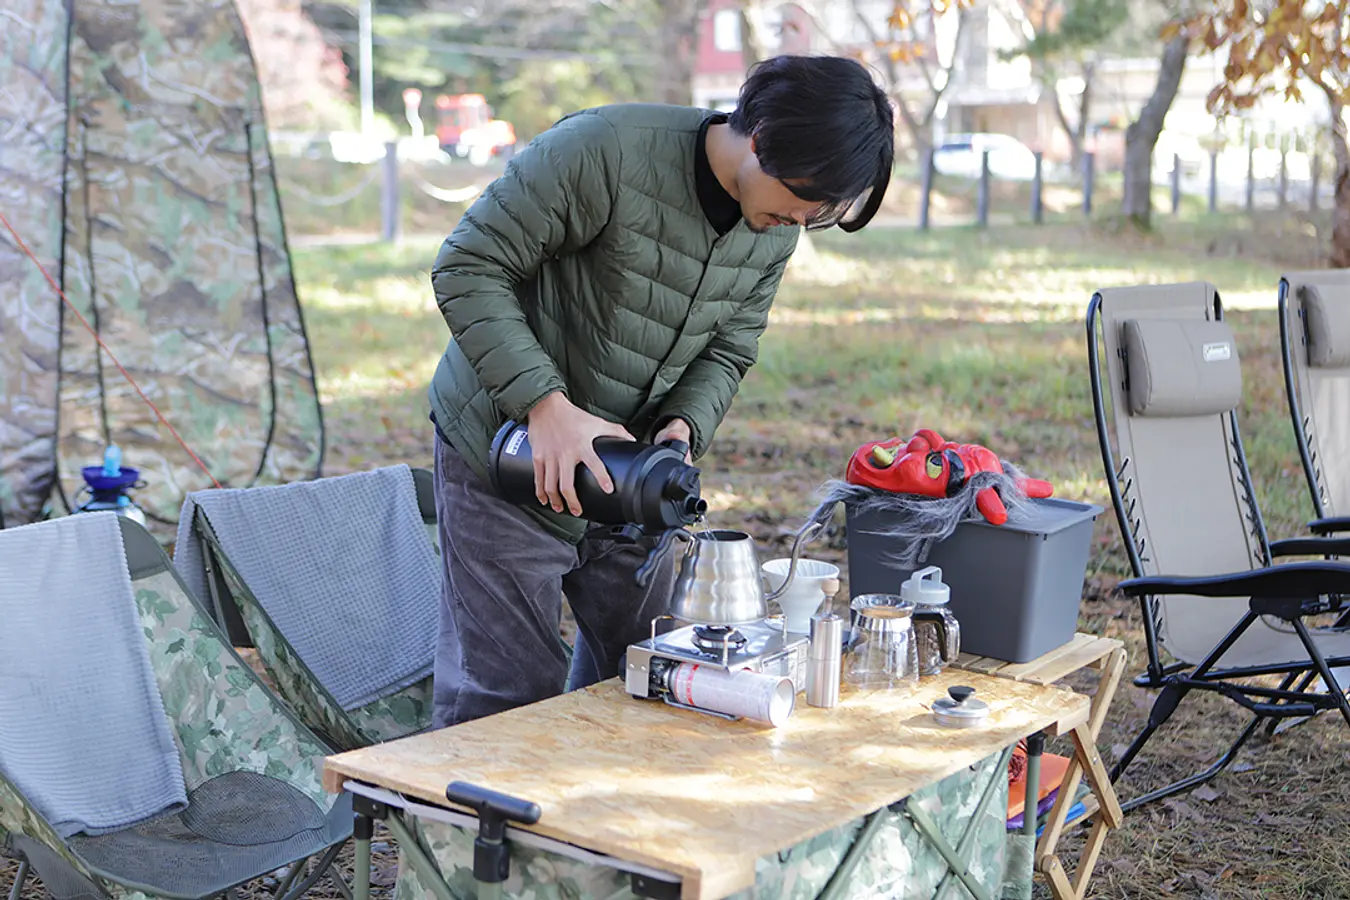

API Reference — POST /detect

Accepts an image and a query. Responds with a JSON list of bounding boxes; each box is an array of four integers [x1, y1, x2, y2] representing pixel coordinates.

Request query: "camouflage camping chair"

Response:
[[0, 514, 351, 900], [179, 468, 440, 752]]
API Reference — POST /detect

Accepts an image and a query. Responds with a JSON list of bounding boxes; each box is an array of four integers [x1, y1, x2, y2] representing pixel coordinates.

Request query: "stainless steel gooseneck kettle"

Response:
[[644, 521, 824, 624]]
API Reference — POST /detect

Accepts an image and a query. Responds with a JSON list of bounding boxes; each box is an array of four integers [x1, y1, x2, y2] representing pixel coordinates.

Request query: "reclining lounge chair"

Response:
[[1278, 270, 1350, 537], [1086, 281, 1350, 811]]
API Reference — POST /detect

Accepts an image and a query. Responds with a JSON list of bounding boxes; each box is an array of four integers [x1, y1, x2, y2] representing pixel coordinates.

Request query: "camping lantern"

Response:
[[75, 445, 147, 526]]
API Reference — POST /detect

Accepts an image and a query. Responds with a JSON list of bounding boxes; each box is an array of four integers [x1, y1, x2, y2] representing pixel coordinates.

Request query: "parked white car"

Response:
[[932, 133, 1039, 181]]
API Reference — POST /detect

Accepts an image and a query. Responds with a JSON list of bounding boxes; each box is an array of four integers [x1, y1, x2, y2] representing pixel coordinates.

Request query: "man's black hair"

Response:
[[728, 55, 895, 231]]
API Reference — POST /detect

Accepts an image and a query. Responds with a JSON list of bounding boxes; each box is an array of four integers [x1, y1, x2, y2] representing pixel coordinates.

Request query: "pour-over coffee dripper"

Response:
[[761, 558, 840, 634]]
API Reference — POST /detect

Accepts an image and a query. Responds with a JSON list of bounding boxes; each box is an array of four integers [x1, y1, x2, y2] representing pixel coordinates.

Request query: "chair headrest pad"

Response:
[[1301, 284, 1350, 368], [1123, 318, 1242, 417]]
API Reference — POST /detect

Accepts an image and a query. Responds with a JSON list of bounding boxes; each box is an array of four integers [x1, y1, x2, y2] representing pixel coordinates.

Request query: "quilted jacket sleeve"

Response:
[[431, 113, 621, 421], [655, 245, 795, 458]]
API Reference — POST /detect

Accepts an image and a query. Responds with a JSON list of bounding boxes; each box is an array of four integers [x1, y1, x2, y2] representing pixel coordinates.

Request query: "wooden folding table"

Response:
[[953, 632, 1128, 900], [323, 669, 1090, 900]]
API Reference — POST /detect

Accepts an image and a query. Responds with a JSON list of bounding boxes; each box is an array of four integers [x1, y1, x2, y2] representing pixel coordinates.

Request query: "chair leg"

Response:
[[1110, 682, 1187, 783], [1263, 669, 1316, 737], [1291, 619, 1350, 726], [329, 869, 354, 900], [1119, 713, 1264, 813], [1112, 611, 1266, 792], [276, 844, 346, 900], [272, 860, 304, 898], [8, 861, 29, 900]]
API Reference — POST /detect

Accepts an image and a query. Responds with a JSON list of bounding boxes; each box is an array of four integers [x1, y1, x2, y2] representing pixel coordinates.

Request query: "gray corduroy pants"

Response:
[[431, 433, 676, 728]]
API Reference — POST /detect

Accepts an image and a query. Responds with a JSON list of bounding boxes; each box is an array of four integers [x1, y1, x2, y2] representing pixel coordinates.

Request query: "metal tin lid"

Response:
[[932, 685, 990, 728]]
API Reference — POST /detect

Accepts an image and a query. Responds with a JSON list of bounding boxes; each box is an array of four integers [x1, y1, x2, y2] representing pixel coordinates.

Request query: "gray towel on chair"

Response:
[[174, 465, 438, 711], [0, 513, 188, 838]]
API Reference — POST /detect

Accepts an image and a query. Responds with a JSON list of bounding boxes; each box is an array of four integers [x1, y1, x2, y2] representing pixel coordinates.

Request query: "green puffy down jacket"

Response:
[[428, 103, 798, 541]]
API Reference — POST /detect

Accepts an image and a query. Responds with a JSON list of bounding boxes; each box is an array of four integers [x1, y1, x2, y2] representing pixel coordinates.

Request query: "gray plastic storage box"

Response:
[[845, 497, 1104, 663]]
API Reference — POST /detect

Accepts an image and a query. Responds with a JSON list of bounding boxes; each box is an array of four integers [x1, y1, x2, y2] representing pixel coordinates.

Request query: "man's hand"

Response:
[[526, 392, 634, 516], [653, 418, 693, 463]]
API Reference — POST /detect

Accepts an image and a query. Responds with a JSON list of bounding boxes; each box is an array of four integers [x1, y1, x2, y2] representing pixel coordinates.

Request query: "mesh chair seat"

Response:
[[12, 775, 350, 900]]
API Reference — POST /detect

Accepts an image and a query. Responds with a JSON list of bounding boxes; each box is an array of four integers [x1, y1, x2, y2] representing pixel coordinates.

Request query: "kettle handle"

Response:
[[914, 610, 959, 663], [764, 520, 825, 603], [634, 528, 693, 588]]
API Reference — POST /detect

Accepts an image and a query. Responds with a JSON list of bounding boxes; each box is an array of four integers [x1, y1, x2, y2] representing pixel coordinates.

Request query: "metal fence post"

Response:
[[977, 150, 990, 228], [1208, 150, 1218, 214], [1245, 134, 1256, 213], [918, 147, 934, 231], [381, 141, 400, 243], [1278, 148, 1288, 210], [1082, 151, 1094, 217], [1170, 154, 1182, 215], [1031, 151, 1044, 224], [1311, 152, 1322, 212]]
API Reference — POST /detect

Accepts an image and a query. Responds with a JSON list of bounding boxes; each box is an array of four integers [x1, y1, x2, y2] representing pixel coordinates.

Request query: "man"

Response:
[[427, 54, 894, 728]]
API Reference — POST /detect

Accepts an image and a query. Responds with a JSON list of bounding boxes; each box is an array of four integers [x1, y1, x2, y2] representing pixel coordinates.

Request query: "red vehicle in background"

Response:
[[434, 93, 517, 165]]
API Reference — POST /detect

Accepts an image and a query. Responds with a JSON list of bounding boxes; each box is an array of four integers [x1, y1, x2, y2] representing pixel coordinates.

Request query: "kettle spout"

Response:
[[764, 520, 825, 603]]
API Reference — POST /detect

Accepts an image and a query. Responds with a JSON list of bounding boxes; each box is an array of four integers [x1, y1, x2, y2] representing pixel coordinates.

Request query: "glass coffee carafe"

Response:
[[844, 594, 951, 691]]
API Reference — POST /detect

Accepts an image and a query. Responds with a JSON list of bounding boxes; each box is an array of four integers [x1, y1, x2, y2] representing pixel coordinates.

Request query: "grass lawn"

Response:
[[282, 208, 1350, 899]]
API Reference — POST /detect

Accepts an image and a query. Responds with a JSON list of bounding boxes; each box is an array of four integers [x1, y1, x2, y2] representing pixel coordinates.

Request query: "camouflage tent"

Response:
[[0, 0, 324, 529]]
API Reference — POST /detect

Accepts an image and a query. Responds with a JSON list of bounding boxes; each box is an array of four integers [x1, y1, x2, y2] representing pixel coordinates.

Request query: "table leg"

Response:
[[354, 812, 373, 900], [382, 810, 461, 900], [1023, 732, 1044, 844], [1035, 646, 1128, 900], [1072, 818, 1112, 899]]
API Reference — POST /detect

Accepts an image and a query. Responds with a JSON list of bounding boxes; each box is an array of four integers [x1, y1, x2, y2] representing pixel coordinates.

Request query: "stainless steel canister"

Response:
[[806, 612, 844, 707]]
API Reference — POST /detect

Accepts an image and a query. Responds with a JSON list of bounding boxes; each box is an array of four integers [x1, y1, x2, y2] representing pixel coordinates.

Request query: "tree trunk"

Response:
[[1122, 34, 1188, 228], [1076, 61, 1094, 168], [1329, 100, 1350, 267], [658, 0, 706, 105], [738, 0, 770, 68], [842, 0, 967, 158], [1049, 92, 1081, 171]]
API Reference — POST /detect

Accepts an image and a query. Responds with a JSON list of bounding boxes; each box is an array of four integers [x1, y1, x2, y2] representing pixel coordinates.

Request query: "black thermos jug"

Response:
[[487, 420, 707, 531]]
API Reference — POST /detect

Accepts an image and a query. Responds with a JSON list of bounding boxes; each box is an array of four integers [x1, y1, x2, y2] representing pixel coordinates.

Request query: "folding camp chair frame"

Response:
[[1087, 289, 1350, 812], [1278, 277, 1350, 538], [1, 516, 353, 900], [185, 469, 439, 751]]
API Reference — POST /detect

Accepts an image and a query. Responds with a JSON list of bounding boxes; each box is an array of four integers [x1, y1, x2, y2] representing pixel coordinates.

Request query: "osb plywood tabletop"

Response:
[[323, 669, 1089, 900]]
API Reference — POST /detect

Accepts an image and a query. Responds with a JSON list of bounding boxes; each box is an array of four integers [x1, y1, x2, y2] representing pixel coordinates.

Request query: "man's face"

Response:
[[734, 147, 828, 234]]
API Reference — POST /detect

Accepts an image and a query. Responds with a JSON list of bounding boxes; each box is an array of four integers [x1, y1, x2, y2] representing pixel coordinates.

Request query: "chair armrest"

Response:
[[1118, 561, 1350, 600], [1309, 516, 1350, 536], [1269, 536, 1350, 557]]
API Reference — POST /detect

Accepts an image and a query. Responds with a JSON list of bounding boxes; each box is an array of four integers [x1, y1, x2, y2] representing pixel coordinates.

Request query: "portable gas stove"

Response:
[[624, 618, 811, 703]]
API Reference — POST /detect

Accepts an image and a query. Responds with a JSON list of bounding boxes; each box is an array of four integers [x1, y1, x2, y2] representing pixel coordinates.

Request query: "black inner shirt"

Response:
[[695, 113, 741, 236]]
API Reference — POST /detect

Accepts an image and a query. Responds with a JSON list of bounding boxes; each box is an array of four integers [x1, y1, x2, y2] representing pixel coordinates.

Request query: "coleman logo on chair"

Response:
[[1202, 342, 1232, 362]]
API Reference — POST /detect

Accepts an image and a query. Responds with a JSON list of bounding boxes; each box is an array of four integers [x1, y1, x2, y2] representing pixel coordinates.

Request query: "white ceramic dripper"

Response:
[[761, 558, 840, 634]]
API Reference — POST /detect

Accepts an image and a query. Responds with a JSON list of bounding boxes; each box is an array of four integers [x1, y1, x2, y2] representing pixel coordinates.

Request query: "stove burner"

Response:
[[691, 624, 748, 656]]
